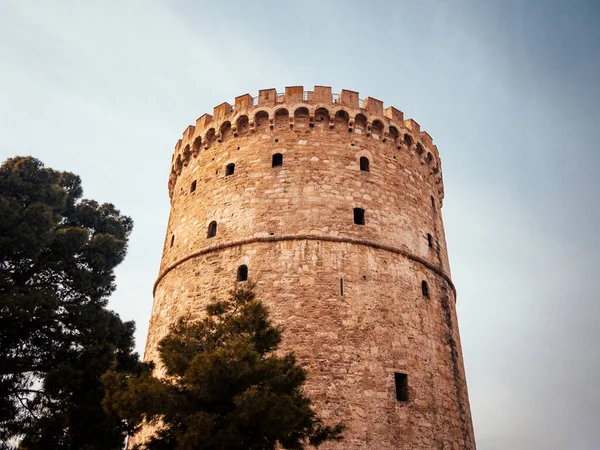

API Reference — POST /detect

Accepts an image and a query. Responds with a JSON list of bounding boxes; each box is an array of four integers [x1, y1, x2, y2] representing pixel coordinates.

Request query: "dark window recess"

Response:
[[340, 278, 344, 296], [272, 153, 283, 167], [190, 180, 197, 193], [431, 196, 435, 208], [394, 373, 409, 401], [170, 235, 174, 248], [359, 156, 370, 172], [427, 233, 433, 248], [237, 265, 248, 282], [225, 163, 235, 176], [353, 208, 365, 225], [207, 221, 217, 238], [421, 280, 429, 298]]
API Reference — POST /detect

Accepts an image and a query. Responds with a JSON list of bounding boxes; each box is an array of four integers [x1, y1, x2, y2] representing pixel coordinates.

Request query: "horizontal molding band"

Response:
[[153, 234, 456, 299]]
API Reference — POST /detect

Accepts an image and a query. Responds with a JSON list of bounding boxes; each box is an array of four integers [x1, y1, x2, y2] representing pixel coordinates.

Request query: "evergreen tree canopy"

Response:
[[103, 286, 344, 450], [0, 156, 138, 449]]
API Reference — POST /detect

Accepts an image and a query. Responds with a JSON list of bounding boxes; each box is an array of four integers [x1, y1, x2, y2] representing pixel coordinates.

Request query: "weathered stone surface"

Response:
[[140, 86, 475, 449]]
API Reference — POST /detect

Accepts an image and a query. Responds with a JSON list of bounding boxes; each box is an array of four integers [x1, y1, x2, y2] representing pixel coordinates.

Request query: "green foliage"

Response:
[[103, 286, 344, 450], [0, 156, 138, 449]]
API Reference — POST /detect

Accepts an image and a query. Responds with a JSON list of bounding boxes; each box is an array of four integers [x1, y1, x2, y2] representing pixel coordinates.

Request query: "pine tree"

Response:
[[0, 156, 138, 449], [103, 285, 344, 450]]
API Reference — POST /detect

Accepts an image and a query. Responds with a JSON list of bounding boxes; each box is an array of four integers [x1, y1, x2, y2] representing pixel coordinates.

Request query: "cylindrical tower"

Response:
[[146, 86, 475, 449]]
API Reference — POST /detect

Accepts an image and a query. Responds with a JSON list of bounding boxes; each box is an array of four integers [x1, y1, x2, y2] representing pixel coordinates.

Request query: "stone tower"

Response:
[[145, 86, 476, 449]]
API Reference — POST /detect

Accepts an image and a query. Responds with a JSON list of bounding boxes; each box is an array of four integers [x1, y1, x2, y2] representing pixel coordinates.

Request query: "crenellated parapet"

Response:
[[168, 86, 444, 201]]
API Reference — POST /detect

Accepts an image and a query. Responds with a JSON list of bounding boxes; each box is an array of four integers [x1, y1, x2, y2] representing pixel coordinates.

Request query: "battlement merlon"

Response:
[[213, 102, 233, 122], [310, 86, 332, 103], [385, 106, 404, 123], [234, 94, 253, 111], [195, 114, 213, 131]]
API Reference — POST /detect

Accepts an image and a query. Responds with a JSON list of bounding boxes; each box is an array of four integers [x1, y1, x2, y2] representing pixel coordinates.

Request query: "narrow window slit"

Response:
[[207, 221, 217, 238], [237, 265, 248, 282], [421, 280, 429, 298], [394, 373, 408, 401], [353, 208, 365, 225], [360, 156, 370, 172]]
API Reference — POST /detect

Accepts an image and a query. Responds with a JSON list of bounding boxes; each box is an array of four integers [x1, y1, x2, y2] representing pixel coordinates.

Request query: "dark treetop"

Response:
[[0, 156, 138, 450]]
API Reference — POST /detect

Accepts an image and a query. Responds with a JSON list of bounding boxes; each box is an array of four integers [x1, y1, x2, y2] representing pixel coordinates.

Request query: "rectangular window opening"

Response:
[[340, 278, 344, 296], [272, 153, 283, 167], [394, 372, 408, 402], [353, 208, 365, 225]]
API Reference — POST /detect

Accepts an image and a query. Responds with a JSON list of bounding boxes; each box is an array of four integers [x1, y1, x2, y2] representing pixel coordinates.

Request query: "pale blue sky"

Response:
[[1, 1, 599, 448]]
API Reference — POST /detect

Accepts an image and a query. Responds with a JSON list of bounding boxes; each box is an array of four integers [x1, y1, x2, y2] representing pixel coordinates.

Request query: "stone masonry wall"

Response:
[[143, 86, 475, 449]]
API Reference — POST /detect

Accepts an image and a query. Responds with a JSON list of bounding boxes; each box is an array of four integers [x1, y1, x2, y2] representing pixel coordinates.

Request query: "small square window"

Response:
[[272, 153, 283, 167]]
